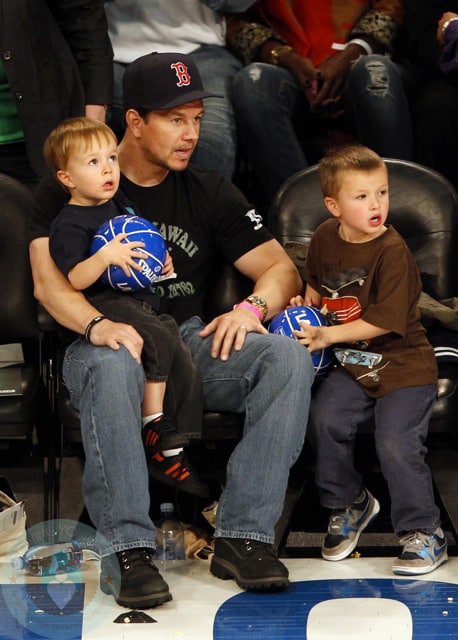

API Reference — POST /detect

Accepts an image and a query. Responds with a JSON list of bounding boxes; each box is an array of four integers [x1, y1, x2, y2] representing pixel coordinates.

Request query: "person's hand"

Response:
[[438, 12, 458, 45], [309, 50, 356, 114], [161, 251, 175, 277], [280, 50, 321, 99], [289, 294, 305, 307], [289, 294, 317, 307], [293, 323, 331, 352], [99, 234, 146, 276], [89, 318, 144, 364], [85, 104, 107, 122], [199, 307, 268, 361]]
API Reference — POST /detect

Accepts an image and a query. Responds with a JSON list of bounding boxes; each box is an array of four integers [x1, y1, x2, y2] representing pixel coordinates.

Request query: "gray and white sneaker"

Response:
[[322, 489, 380, 561], [392, 528, 448, 575]]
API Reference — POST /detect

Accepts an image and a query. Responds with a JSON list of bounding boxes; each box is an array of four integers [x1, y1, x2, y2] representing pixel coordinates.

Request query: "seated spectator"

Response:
[[29, 52, 314, 608], [226, 0, 413, 209], [405, 1, 458, 190], [105, 0, 254, 180], [293, 143, 446, 576], [0, 1, 112, 189]]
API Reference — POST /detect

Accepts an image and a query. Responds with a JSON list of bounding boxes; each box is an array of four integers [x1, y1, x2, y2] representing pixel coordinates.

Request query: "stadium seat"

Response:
[[269, 158, 458, 442], [0, 173, 54, 520], [51, 160, 458, 546]]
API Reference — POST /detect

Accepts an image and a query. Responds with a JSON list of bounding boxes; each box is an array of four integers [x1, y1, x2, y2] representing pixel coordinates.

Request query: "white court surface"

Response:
[[0, 556, 457, 639]]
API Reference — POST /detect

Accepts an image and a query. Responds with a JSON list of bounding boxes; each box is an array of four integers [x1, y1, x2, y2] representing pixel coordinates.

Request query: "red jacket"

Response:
[[250, 0, 404, 65]]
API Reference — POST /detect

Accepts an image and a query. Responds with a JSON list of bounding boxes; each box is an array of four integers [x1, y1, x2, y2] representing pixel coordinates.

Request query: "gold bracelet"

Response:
[[270, 44, 293, 65], [245, 295, 268, 321]]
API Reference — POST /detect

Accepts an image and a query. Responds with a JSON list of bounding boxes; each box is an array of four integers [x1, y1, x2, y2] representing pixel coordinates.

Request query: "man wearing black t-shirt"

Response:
[[29, 53, 314, 608]]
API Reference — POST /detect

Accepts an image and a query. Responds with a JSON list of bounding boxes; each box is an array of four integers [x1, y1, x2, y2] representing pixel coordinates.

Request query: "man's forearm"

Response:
[[252, 262, 302, 320], [30, 238, 100, 335]]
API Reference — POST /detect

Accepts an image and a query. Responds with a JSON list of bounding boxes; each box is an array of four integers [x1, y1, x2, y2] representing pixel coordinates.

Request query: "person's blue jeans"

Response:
[[110, 45, 242, 180], [63, 318, 314, 553], [308, 366, 441, 536], [188, 45, 242, 179], [63, 341, 153, 556], [232, 54, 413, 202], [343, 55, 414, 162], [180, 317, 313, 543]]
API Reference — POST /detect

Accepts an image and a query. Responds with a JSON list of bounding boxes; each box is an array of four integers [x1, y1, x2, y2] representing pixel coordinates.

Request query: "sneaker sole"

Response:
[[148, 465, 210, 498], [100, 578, 173, 609], [392, 551, 448, 576], [322, 497, 381, 562], [210, 556, 289, 591]]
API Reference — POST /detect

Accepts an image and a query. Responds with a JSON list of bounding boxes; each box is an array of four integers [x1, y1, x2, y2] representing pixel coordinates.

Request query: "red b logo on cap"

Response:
[[170, 62, 192, 87]]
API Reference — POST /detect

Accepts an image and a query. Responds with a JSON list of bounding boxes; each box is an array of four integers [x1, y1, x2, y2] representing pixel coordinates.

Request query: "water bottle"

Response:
[[155, 503, 185, 569], [11, 541, 83, 577]]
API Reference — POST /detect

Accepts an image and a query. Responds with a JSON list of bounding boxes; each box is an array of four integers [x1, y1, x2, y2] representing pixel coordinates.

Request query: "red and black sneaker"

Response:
[[142, 415, 190, 455], [148, 451, 209, 498]]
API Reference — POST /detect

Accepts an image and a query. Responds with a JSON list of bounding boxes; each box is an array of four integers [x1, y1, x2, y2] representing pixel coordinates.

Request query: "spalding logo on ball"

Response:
[[269, 305, 333, 374], [90, 215, 167, 291]]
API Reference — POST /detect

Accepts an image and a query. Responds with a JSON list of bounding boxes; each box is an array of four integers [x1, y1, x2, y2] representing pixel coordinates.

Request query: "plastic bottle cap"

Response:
[[11, 556, 25, 570], [160, 502, 174, 514]]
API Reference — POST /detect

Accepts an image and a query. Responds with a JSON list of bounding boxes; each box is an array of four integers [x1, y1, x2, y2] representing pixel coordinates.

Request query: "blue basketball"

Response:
[[269, 305, 333, 374], [90, 215, 167, 291]]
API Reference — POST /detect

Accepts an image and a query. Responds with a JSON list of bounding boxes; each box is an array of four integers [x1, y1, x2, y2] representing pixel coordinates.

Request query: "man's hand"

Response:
[[309, 50, 357, 114], [85, 104, 107, 122], [199, 307, 268, 361], [281, 50, 321, 98], [161, 251, 175, 277], [89, 318, 144, 364]]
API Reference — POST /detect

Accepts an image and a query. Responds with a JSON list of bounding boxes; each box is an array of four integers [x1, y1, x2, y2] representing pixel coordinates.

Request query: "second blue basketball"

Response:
[[269, 306, 333, 374]]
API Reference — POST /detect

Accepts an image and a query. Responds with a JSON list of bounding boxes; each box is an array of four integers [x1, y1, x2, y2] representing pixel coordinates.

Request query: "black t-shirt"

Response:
[[49, 199, 132, 278], [30, 166, 273, 325], [48, 197, 160, 308]]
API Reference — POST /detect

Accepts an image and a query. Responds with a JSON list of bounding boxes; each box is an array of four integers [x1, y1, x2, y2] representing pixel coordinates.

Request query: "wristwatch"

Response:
[[245, 295, 268, 321]]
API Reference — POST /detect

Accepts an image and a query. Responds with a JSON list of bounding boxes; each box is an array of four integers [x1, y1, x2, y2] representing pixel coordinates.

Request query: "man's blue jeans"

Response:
[[63, 318, 314, 554], [111, 45, 242, 180], [232, 54, 413, 202]]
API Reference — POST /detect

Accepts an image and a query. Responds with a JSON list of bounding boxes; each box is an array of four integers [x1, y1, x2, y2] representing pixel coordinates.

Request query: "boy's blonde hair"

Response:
[[319, 144, 386, 198], [43, 117, 118, 174]]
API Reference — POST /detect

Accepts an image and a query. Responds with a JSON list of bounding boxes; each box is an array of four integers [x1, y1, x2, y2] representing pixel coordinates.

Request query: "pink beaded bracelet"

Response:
[[233, 301, 263, 321]]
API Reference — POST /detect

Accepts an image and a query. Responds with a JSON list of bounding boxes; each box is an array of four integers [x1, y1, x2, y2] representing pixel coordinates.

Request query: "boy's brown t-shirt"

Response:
[[306, 219, 437, 397]]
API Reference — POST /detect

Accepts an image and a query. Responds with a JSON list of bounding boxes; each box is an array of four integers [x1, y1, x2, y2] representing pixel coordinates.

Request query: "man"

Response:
[[105, 0, 253, 179], [29, 53, 314, 609]]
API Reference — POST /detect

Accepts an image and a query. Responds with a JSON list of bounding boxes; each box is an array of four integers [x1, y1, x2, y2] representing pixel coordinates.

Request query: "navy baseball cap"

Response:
[[123, 52, 222, 111]]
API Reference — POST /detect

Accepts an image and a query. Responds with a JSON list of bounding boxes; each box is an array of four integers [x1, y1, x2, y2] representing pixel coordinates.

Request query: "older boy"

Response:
[[292, 144, 447, 575]]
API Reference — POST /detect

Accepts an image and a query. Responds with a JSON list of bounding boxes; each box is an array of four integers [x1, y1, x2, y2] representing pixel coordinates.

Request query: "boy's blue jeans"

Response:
[[309, 365, 441, 536]]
